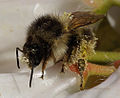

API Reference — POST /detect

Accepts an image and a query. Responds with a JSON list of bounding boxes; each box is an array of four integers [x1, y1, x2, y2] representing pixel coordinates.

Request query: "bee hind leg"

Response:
[[60, 64, 65, 73], [78, 59, 86, 90]]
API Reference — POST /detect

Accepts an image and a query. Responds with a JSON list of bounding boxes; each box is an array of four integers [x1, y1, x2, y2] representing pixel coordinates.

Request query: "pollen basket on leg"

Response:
[[63, 28, 97, 71], [62, 28, 97, 90]]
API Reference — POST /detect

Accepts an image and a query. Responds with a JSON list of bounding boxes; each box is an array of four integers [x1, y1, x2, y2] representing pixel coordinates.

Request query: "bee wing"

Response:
[[68, 11, 105, 30]]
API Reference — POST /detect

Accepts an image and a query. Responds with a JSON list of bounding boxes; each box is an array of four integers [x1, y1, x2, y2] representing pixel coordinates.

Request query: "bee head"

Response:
[[23, 42, 43, 68], [16, 42, 45, 87]]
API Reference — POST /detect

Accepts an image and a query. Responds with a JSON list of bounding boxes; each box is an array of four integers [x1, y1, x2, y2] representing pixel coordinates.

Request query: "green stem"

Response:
[[88, 51, 120, 64], [94, 0, 120, 14]]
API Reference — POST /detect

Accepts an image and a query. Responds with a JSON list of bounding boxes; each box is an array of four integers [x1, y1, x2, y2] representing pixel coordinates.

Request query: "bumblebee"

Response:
[[16, 11, 104, 88]]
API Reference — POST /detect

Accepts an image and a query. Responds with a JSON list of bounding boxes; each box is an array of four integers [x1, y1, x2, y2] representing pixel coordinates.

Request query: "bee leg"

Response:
[[55, 59, 63, 64], [60, 64, 65, 73], [78, 59, 85, 90], [60, 48, 73, 73], [40, 60, 47, 79], [40, 54, 51, 79], [60, 47, 73, 73], [79, 72, 84, 90], [66, 48, 73, 62], [52, 56, 64, 73]]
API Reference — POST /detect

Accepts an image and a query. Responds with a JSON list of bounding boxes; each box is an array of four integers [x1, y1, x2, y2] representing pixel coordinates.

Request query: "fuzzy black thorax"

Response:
[[27, 15, 64, 43]]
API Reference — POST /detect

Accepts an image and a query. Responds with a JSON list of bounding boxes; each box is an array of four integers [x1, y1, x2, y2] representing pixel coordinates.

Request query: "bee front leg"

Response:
[[40, 55, 50, 79], [40, 64, 46, 79]]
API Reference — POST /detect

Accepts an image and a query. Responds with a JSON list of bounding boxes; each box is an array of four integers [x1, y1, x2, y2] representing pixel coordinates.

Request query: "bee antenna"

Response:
[[16, 47, 23, 69], [29, 67, 34, 88]]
